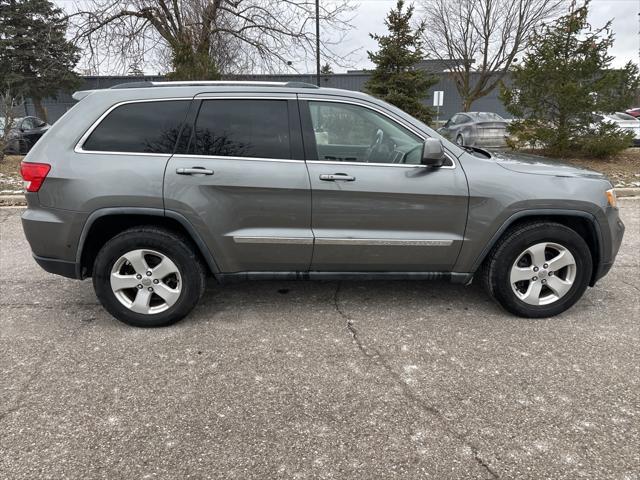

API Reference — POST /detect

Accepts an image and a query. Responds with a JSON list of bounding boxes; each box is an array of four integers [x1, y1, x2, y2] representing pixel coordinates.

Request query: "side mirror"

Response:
[[421, 138, 445, 167]]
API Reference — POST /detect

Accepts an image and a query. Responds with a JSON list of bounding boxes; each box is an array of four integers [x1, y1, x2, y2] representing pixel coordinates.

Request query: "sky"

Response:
[[55, 0, 640, 74], [339, 0, 639, 71]]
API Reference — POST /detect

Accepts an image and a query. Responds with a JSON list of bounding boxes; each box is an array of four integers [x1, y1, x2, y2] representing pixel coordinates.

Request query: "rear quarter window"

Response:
[[82, 100, 190, 154]]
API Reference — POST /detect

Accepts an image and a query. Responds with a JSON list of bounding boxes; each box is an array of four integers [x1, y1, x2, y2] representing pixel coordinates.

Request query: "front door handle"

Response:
[[319, 173, 356, 182], [176, 167, 214, 176]]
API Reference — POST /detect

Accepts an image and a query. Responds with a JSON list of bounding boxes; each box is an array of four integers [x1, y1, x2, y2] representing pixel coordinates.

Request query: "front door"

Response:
[[299, 98, 468, 272], [164, 95, 313, 273]]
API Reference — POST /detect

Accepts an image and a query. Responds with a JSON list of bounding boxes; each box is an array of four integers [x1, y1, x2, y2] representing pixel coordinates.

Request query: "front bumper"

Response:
[[592, 208, 625, 284]]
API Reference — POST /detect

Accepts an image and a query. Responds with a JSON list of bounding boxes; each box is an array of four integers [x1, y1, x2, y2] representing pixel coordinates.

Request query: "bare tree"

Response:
[[420, 0, 565, 111], [0, 86, 23, 162], [68, 0, 356, 77]]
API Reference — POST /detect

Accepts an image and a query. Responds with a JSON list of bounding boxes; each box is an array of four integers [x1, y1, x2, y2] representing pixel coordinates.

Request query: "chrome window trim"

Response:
[[306, 160, 447, 169], [302, 96, 456, 169], [74, 94, 456, 169], [74, 97, 192, 156], [173, 154, 304, 163], [194, 95, 297, 100]]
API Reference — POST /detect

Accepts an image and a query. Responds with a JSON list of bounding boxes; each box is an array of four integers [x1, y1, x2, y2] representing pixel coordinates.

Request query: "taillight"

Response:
[[20, 162, 51, 192]]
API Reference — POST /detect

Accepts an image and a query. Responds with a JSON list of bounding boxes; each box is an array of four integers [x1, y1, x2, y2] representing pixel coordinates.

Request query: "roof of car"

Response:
[[72, 80, 373, 102]]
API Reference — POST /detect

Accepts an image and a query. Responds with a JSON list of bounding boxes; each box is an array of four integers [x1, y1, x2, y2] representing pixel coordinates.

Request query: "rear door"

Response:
[[299, 97, 468, 272], [164, 94, 313, 273]]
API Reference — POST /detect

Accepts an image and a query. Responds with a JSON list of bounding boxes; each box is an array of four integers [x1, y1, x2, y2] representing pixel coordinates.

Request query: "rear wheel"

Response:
[[93, 227, 206, 327], [481, 222, 592, 318]]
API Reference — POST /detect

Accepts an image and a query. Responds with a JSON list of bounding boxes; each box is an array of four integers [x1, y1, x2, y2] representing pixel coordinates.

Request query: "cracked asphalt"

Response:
[[1, 199, 638, 479]]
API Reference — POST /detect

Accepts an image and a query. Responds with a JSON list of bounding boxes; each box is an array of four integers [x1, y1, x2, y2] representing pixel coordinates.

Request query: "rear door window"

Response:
[[188, 99, 291, 159], [82, 100, 190, 154]]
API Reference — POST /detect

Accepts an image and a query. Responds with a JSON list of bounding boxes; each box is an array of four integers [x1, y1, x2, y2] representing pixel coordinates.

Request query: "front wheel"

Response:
[[481, 222, 593, 318], [93, 227, 206, 327]]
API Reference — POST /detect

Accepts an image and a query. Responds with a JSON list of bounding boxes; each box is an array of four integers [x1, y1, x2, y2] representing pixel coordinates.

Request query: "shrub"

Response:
[[577, 123, 634, 158]]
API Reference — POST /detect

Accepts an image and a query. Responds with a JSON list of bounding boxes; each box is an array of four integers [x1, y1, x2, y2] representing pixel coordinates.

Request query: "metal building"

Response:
[[23, 72, 512, 124]]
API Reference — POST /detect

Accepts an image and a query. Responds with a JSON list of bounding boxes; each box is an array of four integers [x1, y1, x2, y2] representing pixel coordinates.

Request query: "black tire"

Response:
[[456, 135, 464, 146], [93, 227, 206, 327], [481, 222, 593, 318]]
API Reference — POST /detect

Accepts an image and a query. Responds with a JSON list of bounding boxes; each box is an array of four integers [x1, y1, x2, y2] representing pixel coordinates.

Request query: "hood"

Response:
[[491, 151, 606, 179]]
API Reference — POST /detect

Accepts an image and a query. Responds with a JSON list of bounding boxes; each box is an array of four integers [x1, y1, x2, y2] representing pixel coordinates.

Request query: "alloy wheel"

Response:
[[509, 242, 577, 306], [110, 249, 182, 314]]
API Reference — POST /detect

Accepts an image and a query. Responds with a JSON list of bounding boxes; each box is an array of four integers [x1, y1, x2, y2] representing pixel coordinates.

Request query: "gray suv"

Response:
[[20, 81, 624, 327]]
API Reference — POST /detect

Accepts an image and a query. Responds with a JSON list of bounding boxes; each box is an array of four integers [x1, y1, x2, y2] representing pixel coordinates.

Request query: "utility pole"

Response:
[[316, 0, 321, 86]]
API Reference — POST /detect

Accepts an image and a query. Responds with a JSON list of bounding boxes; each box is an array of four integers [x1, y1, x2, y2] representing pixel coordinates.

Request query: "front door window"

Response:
[[308, 101, 423, 165]]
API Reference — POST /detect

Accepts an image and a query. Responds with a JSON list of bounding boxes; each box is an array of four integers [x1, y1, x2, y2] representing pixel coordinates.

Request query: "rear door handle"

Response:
[[319, 173, 356, 182], [176, 167, 214, 176]]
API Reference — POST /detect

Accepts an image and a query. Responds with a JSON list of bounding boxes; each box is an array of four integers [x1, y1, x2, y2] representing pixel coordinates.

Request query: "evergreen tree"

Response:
[[501, 1, 639, 157], [0, 0, 81, 121], [365, 0, 437, 124], [320, 63, 334, 75]]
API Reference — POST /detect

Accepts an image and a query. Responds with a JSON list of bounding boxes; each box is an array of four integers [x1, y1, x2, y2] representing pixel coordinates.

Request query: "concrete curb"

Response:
[[2, 188, 639, 208], [0, 195, 26, 207], [617, 187, 640, 198]]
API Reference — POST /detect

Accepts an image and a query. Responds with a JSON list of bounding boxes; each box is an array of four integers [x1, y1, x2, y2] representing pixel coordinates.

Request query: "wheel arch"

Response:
[[472, 209, 603, 286], [76, 208, 220, 278]]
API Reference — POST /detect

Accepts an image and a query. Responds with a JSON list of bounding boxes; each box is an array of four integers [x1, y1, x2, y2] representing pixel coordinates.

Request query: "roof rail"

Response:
[[110, 81, 154, 89], [107, 80, 320, 89], [284, 81, 320, 89], [72, 90, 97, 101]]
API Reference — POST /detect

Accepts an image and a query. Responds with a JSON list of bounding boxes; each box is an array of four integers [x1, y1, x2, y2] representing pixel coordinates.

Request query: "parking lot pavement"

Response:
[[0, 200, 638, 480]]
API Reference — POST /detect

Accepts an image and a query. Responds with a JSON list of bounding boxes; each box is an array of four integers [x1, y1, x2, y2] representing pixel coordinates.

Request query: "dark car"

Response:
[[1, 116, 50, 154], [438, 112, 509, 148]]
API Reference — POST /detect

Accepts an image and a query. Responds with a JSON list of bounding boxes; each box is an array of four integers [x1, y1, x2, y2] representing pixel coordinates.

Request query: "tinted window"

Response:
[[189, 100, 290, 159], [83, 100, 189, 153]]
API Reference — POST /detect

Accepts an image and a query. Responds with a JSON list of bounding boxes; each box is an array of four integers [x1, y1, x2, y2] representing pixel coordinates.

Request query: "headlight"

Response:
[[606, 188, 617, 208]]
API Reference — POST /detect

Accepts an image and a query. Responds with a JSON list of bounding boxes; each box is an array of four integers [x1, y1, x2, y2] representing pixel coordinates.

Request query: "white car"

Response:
[[593, 112, 640, 146]]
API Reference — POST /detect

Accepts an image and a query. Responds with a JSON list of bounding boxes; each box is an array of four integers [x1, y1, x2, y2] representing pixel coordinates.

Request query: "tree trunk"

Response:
[[462, 96, 474, 112], [32, 97, 48, 122]]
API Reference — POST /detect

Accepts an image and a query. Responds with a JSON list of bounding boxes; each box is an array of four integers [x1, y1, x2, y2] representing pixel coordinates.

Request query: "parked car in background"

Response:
[[1, 116, 50, 154], [438, 112, 509, 148], [624, 107, 640, 118], [592, 112, 640, 146]]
